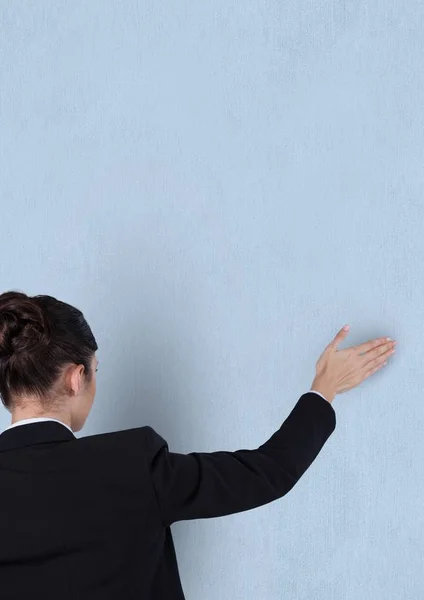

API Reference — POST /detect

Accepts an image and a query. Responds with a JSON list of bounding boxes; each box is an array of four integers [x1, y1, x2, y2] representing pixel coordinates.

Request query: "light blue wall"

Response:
[[0, 2, 422, 598]]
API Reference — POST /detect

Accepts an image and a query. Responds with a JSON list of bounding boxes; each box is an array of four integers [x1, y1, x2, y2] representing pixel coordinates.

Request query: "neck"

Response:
[[11, 413, 71, 427], [10, 401, 71, 429]]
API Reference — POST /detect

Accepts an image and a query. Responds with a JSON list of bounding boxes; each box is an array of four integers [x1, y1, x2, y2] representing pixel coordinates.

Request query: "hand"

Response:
[[311, 325, 396, 403]]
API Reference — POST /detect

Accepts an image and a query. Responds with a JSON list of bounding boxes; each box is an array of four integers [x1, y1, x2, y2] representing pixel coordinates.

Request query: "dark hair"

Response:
[[0, 291, 98, 409]]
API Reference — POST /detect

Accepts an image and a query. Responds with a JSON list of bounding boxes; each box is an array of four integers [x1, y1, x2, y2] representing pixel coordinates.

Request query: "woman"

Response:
[[0, 290, 396, 599]]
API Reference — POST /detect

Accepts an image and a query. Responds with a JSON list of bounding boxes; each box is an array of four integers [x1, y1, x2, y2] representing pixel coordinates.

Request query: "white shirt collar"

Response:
[[3, 417, 74, 434]]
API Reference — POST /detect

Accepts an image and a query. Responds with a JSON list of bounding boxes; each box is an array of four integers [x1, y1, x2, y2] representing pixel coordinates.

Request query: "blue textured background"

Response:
[[0, 2, 422, 598]]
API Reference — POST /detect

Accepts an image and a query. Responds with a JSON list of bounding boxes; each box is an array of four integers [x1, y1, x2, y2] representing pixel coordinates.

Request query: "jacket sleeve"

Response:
[[144, 392, 336, 527]]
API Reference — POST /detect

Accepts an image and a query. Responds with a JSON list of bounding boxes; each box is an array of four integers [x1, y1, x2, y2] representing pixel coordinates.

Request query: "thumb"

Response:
[[328, 324, 350, 351]]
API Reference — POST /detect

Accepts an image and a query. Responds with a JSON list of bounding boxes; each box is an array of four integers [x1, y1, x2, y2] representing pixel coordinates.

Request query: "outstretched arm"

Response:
[[145, 392, 335, 527]]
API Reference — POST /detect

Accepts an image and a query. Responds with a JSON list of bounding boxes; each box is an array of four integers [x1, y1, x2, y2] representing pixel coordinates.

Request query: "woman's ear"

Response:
[[68, 364, 86, 396]]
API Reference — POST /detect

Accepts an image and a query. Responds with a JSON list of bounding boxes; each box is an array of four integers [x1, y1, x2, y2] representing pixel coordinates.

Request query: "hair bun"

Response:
[[0, 292, 51, 360]]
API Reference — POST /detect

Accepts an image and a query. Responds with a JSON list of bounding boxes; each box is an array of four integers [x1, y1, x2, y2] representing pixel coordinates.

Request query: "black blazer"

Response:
[[0, 392, 335, 600]]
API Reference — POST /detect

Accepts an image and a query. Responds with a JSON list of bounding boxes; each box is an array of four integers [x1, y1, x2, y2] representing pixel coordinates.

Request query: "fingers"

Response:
[[362, 356, 389, 380], [354, 337, 393, 355], [360, 346, 395, 386], [361, 341, 396, 366], [327, 325, 350, 351]]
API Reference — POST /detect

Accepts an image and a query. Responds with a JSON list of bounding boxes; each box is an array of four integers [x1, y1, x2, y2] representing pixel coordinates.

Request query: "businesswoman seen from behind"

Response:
[[0, 291, 396, 600]]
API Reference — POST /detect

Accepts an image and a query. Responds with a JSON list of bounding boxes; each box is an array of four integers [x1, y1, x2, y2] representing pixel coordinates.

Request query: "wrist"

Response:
[[311, 378, 336, 404]]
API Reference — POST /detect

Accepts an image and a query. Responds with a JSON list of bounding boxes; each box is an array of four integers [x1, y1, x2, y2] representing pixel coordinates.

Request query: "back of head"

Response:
[[0, 291, 98, 410]]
